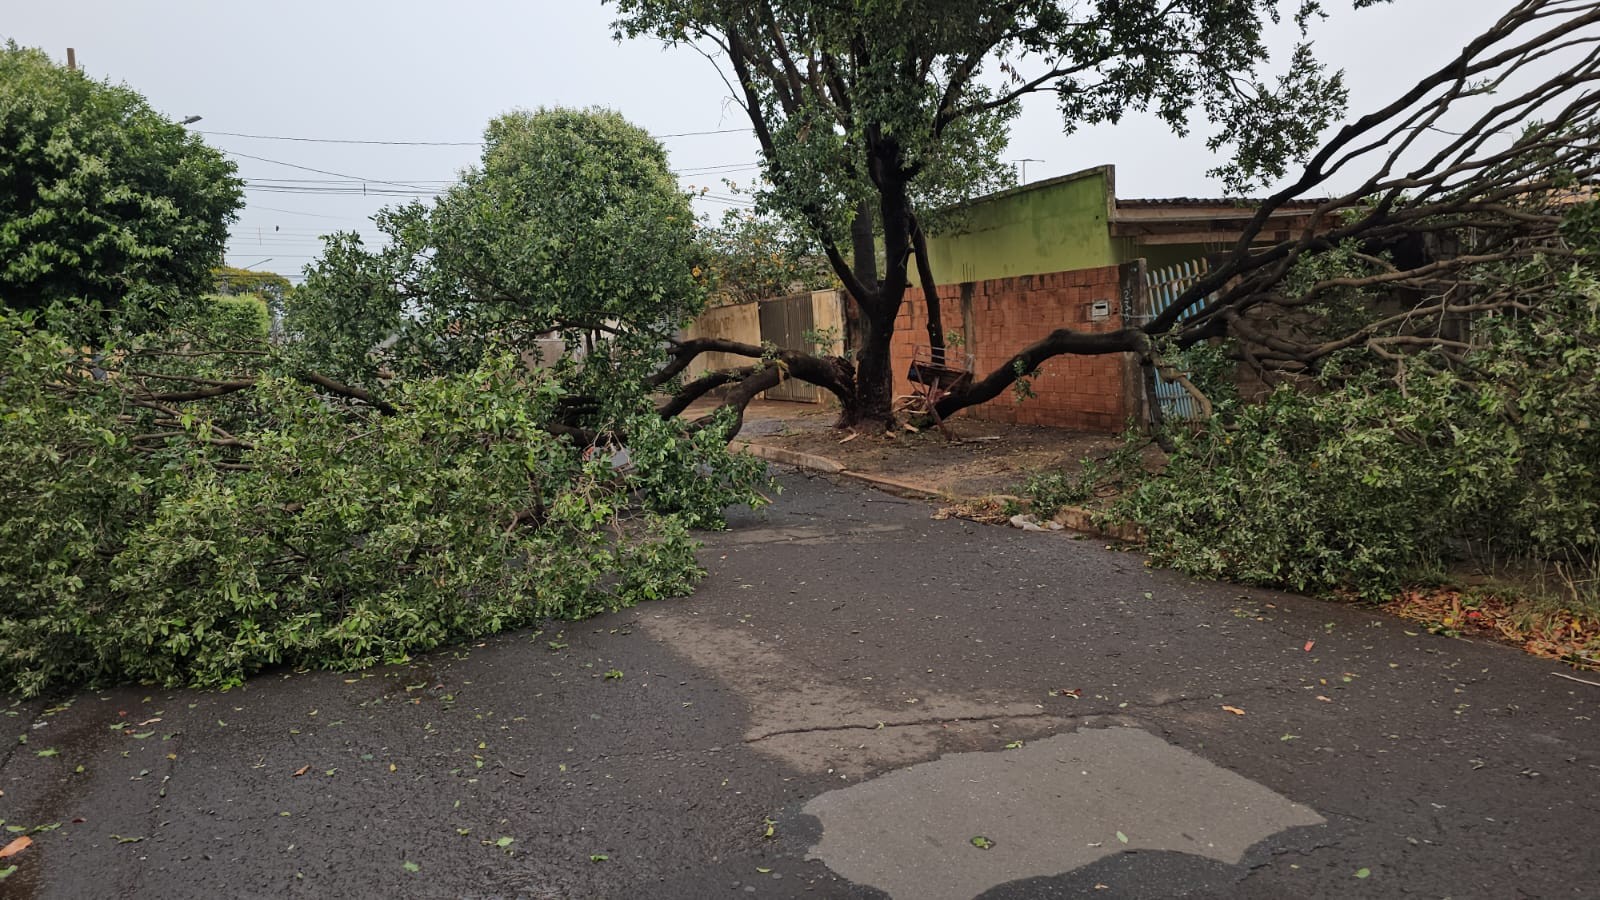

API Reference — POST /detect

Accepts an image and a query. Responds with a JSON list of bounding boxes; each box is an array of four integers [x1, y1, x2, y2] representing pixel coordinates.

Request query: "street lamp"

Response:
[[179, 115, 202, 126]]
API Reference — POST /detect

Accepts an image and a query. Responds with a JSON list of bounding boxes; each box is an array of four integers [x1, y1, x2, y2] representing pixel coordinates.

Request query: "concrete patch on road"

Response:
[[803, 725, 1324, 900], [719, 522, 907, 547], [643, 616, 1063, 777]]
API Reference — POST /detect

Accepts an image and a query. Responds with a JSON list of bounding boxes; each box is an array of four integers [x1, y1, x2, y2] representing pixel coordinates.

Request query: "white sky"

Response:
[[5, 1, 1512, 279]]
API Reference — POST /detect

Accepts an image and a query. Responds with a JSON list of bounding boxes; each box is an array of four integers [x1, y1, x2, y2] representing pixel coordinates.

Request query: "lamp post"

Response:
[[179, 115, 202, 126]]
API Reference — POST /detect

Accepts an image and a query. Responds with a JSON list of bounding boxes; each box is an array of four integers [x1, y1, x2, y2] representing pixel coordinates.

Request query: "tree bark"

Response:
[[909, 215, 946, 360], [845, 307, 898, 429]]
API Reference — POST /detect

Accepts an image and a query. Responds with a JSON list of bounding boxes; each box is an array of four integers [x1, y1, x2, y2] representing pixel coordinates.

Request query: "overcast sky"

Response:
[[7, 1, 1513, 279]]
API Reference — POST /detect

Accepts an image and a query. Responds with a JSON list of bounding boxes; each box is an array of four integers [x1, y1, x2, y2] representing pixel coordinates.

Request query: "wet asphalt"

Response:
[[0, 471, 1595, 899]]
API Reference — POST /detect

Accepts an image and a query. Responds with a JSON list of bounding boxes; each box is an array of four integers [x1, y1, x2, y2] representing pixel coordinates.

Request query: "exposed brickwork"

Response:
[[891, 264, 1137, 432]]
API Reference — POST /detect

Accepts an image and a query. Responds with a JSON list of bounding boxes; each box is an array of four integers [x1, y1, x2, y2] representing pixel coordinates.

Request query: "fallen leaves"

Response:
[[1303, 639, 1316, 652], [1383, 587, 1599, 669], [0, 837, 31, 859], [292, 765, 310, 777], [1221, 705, 1247, 716], [970, 835, 994, 850]]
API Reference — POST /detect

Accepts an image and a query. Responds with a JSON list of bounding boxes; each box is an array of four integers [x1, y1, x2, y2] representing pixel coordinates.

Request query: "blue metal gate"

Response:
[[1143, 259, 1212, 421]]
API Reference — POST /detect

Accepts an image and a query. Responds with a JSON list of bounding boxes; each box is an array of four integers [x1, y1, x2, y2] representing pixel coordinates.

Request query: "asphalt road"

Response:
[[1, 472, 1594, 899]]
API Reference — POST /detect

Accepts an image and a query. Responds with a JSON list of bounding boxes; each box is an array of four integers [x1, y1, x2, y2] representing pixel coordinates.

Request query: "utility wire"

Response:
[[200, 126, 749, 145], [222, 149, 438, 191]]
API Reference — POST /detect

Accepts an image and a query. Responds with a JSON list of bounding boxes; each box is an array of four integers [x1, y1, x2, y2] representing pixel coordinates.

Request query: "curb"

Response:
[[736, 440, 1138, 542], [731, 441, 845, 473]]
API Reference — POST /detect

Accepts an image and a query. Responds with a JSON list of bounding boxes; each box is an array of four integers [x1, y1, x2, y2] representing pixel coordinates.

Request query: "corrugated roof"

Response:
[[1117, 197, 1328, 209]]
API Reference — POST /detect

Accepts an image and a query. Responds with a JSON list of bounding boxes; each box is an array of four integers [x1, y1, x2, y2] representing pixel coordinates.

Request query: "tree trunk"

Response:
[[909, 215, 946, 362], [846, 308, 898, 429]]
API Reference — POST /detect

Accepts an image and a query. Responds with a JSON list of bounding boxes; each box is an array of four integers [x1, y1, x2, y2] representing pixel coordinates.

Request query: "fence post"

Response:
[[1120, 259, 1151, 431]]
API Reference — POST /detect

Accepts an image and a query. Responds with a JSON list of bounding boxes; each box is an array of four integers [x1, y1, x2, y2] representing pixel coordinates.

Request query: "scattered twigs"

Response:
[[1550, 671, 1600, 688]]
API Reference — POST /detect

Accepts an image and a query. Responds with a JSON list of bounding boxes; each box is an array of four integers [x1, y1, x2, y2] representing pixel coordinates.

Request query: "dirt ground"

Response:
[[689, 398, 1127, 497]]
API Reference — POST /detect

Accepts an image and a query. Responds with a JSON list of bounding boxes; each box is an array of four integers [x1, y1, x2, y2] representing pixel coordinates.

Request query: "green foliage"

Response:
[[212, 266, 292, 303], [1010, 359, 1038, 402], [102, 356, 700, 690], [0, 42, 242, 341], [205, 294, 270, 337], [1116, 254, 1600, 600], [213, 266, 292, 326], [1020, 470, 1091, 513], [287, 106, 709, 453], [0, 307, 765, 696], [1118, 377, 1457, 598], [614, 1, 1369, 242], [698, 201, 839, 305], [1020, 441, 1145, 516], [622, 408, 773, 529]]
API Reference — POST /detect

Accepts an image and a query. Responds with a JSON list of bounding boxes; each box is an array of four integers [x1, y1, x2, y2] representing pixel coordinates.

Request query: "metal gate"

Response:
[[757, 293, 821, 402], [1144, 259, 1212, 420]]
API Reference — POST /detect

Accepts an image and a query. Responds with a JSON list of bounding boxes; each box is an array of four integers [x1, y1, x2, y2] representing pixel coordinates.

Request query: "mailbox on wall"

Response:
[[1089, 300, 1112, 321]]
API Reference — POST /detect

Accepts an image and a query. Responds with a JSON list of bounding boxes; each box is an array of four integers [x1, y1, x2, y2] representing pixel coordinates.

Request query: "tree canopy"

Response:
[[0, 42, 242, 340], [698, 202, 839, 306], [612, 0, 1378, 424], [289, 107, 706, 407]]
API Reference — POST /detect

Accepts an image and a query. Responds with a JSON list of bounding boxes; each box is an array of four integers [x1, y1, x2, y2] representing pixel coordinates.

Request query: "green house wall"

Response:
[[918, 167, 1118, 286], [916, 165, 1226, 286]]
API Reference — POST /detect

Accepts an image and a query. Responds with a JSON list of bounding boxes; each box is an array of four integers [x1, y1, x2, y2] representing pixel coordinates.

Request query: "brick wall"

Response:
[[890, 263, 1143, 432]]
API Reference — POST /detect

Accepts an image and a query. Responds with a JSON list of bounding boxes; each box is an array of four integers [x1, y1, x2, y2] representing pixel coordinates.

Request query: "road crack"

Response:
[[743, 710, 1061, 744]]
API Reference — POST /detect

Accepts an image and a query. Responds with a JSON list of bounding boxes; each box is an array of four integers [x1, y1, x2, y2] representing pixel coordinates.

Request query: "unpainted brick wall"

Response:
[[890, 264, 1139, 432]]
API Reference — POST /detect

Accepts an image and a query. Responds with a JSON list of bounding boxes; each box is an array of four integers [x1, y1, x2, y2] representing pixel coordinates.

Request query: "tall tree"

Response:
[[612, 0, 1370, 426], [290, 106, 720, 430], [0, 42, 242, 341]]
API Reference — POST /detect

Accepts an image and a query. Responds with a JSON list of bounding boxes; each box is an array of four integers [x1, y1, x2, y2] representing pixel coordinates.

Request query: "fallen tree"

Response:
[[0, 102, 774, 697]]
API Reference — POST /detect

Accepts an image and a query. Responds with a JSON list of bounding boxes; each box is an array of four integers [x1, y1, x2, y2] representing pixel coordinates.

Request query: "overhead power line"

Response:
[[222, 149, 437, 191], [200, 126, 749, 146], [248, 205, 373, 220]]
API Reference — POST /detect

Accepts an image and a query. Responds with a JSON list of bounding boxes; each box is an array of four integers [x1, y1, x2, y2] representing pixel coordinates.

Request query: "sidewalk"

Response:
[[690, 397, 1128, 500]]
